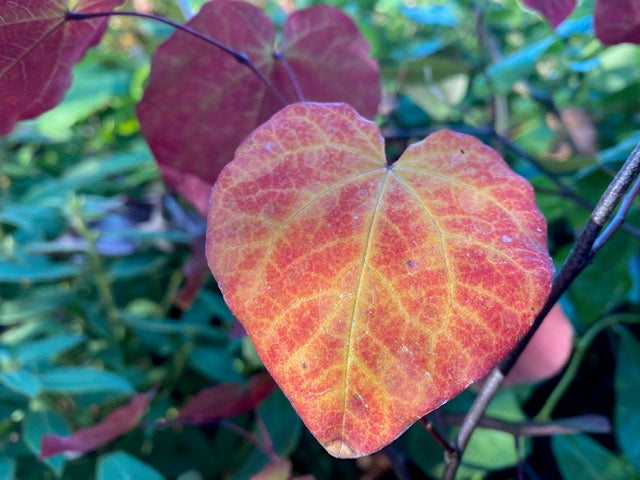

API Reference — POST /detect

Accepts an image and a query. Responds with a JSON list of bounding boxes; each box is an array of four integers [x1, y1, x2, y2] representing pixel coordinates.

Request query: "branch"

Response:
[[441, 141, 640, 480], [65, 10, 288, 107]]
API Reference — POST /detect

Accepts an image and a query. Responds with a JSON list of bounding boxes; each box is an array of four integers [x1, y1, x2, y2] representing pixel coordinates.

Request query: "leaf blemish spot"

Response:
[[502, 235, 512, 243], [406, 259, 416, 269]]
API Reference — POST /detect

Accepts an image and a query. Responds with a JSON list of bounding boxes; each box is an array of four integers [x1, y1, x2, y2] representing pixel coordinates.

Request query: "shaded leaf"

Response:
[[0, 257, 81, 284], [41, 391, 153, 459], [504, 304, 573, 386], [96, 451, 164, 480], [522, 0, 576, 28], [0, 456, 16, 480], [136, 1, 380, 215], [615, 329, 640, 470], [0, 0, 124, 135], [188, 346, 244, 383], [552, 433, 640, 480], [14, 334, 86, 365], [176, 372, 276, 425], [23, 410, 70, 477], [206, 102, 553, 457], [595, 0, 640, 45], [0, 369, 42, 398], [38, 367, 134, 394]]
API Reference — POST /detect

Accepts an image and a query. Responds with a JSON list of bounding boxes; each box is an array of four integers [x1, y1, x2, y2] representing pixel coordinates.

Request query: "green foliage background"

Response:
[[1, 0, 639, 478]]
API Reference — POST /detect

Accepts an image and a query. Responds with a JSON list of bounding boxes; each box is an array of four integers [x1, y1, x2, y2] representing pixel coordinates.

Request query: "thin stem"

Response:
[[65, 10, 288, 107], [273, 51, 305, 102], [419, 417, 455, 455], [593, 157, 640, 251], [219, 420, 279, 461], [536, 313, 640, 421], [443, 413, 611, 437], [442, 141, 640, 480], [66, 196, 124, 340]]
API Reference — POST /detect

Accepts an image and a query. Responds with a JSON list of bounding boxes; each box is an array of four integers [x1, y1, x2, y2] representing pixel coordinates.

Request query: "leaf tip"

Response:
[[324, 439, 359, 458]]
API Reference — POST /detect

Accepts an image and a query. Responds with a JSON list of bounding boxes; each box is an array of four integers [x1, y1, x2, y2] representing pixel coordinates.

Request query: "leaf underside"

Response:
[[206, 102, 553, 457]]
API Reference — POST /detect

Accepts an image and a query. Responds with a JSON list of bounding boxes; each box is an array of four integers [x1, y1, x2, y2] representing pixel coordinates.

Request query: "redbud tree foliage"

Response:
[[0, 0, 639, 479]]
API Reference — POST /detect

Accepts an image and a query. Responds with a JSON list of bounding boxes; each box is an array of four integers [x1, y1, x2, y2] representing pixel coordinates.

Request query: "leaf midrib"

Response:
[[338, 167, 391, 453]]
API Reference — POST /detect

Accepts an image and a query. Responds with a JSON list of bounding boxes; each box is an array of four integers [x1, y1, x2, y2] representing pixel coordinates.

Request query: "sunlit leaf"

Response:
[[0, 0, 124, 135], [206, 102, 553, 457], [136, 0, 380, 215]]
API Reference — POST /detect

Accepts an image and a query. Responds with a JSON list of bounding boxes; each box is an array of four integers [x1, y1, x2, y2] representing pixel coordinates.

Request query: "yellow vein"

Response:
[[389, 170, 454, 329], [339, 168, 391, 448]]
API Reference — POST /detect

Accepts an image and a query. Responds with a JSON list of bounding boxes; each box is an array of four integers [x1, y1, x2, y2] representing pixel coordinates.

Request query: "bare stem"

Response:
[[441, 141, 640, 480], [65, 9, 288, 106]]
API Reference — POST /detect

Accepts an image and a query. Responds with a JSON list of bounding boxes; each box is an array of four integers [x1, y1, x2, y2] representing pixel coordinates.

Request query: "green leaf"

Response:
[[400, 5, 458, 27], [230, 390, 302, 480], [463, 390, 529, 471], [567, 232, 636, 326], [0, 257, 81, 283], [23, 410, 70, 477], [0, 369, 42, 398], [14, 335, 85, 365], [188, 346, 244, 383], [486, 37, 557, 92], [121, 314, 227, 343], [96, 451, 164, 480], [25, 146, 152, 201], [615, 329, 640, 470], [29, 63, 131, 141], [0, 455, 16, 480], [38, 367, 134, 394], [552, 434, 640, 480]]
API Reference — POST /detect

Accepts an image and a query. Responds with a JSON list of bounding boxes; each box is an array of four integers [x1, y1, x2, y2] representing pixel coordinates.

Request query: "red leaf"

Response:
[[174, 234, 208, 310], [522, 0, 576, 28], [40, 391, 152, 459], [206, 103, 554, 457], [504, 304, 573, 386], [176, 371, 276, 425], [136, 0, 380, 216], [0, 0, 124, 136], [595, 0, 640, 45]]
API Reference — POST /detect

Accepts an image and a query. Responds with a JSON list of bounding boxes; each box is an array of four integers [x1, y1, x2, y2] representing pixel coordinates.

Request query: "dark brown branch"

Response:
[[442, 141, 640, 480]]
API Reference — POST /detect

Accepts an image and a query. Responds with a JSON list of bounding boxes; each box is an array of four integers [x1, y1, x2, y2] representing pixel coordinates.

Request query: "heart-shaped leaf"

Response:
[[206, 102, 554, 457], [594, 0, 640, 45], [0, 0, 124, 136], [521, 0, 576, 28], [136, 0, 380, 216]]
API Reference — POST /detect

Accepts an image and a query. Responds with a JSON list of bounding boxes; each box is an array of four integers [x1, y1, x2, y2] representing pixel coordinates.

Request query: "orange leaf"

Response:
[[206, 103, 553, 458]]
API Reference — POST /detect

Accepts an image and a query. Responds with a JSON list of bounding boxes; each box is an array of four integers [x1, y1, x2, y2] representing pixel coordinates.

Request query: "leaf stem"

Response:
[[273, 51, 306, 102], [65, 9, 288, 107], [66, 196, 124, 341], [535, 313, 640, 421], [441, 140, 640, 479]]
